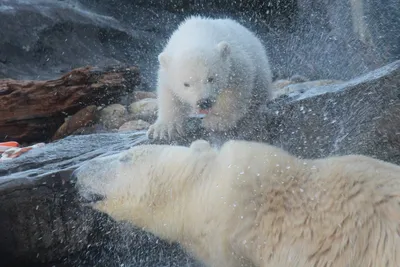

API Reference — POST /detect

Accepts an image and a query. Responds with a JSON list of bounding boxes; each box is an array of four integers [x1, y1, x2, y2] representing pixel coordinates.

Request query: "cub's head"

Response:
[[159, 41, 231, 114], [73, 140, 216, 238]]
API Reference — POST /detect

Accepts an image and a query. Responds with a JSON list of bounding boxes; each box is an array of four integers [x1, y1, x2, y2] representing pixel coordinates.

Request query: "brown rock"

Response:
[[51, 105, 98, 141], [133, 91, 157, 101], [98, 104, 128, 129], [0, 66, 140, 143], [128, 98, 158, 123], [118, 119, 150, 132]]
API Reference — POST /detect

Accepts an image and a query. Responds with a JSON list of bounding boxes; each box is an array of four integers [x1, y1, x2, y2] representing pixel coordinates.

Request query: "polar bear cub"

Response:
[[147, 16, 273, 141], [75, 139, 400, 267]]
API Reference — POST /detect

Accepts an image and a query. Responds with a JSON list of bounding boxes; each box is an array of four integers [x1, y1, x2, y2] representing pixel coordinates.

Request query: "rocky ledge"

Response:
[[0, 66, 140, 144], [0, 60, 399, 266]]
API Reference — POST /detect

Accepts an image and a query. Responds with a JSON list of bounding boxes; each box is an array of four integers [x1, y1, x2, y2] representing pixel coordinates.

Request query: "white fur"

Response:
[[147, 16, 273, 141], [76, 140, 400, 267]]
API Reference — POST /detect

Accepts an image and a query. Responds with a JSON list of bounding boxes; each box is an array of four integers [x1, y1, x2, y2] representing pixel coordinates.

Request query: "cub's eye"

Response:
[[184, 83, 190, 87], [207, 77, 214, 83]]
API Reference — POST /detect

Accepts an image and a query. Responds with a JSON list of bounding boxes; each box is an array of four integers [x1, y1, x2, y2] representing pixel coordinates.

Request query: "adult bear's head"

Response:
[[73, 140, 217, 240]]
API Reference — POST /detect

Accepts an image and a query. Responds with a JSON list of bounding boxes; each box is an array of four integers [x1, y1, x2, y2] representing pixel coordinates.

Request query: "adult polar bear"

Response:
[[147, 16, 272, 141], [75, 139, 400, 267]]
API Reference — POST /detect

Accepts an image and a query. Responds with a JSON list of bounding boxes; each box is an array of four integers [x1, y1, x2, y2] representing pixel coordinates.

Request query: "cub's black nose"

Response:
[[197, 98, 213, 110]]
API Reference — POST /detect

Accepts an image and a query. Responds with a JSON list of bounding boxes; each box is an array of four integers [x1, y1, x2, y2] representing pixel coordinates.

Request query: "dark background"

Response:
[[1, 0, 399, 90]]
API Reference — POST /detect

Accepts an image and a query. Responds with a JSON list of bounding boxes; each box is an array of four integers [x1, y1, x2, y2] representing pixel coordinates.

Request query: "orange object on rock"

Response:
[[0, 141, 19, 147], [0, 142, 45, 161], [0, 141, 20, 153]]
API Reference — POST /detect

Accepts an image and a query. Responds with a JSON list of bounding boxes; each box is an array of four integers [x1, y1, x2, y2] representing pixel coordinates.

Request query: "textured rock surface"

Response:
[[1, 0, 398, 89], [119, 120, 150, 132], [271, 79, 342, 99], [0, 66, 140, 144], [0, 132, 199, 267], [132, 91, 157, 101], [128, 98, 158, 123], [0, 144, 197, 267], [52, 105, 98, 141], [0, 60, 399, 266], [97, 104, 128, 130]]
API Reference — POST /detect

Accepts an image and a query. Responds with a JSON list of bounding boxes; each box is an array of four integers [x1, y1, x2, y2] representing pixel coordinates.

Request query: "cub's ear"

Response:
[[217, 41, 230, 59], [158, 52, 170, 68]]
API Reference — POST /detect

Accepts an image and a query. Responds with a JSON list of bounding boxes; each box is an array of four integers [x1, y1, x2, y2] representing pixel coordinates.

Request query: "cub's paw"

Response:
[[147, 120, 184, 141], [201, 114, 236, 132]]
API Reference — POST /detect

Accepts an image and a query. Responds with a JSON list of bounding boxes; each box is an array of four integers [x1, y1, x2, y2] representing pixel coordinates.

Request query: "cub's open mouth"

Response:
[[198, 109, 211, 115], [196, 97, 215, 114]]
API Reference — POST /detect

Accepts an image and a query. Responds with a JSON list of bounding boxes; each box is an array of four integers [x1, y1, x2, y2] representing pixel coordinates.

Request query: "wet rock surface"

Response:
[[127, 98, 158, 123], [51, 105, 98, 142], [0, 170, 199, 267], [1, 60, 399, 266], [118, 120, 151, 132], [0, 132, 200, 267], [1, 0, 398, 88], [97, 104, 128, 130], [0, 66, 140, 144]]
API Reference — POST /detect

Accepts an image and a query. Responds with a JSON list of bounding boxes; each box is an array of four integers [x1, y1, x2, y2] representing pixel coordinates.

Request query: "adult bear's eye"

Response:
[[184, 82, 190, 87], [207, 77, 214, 83]]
